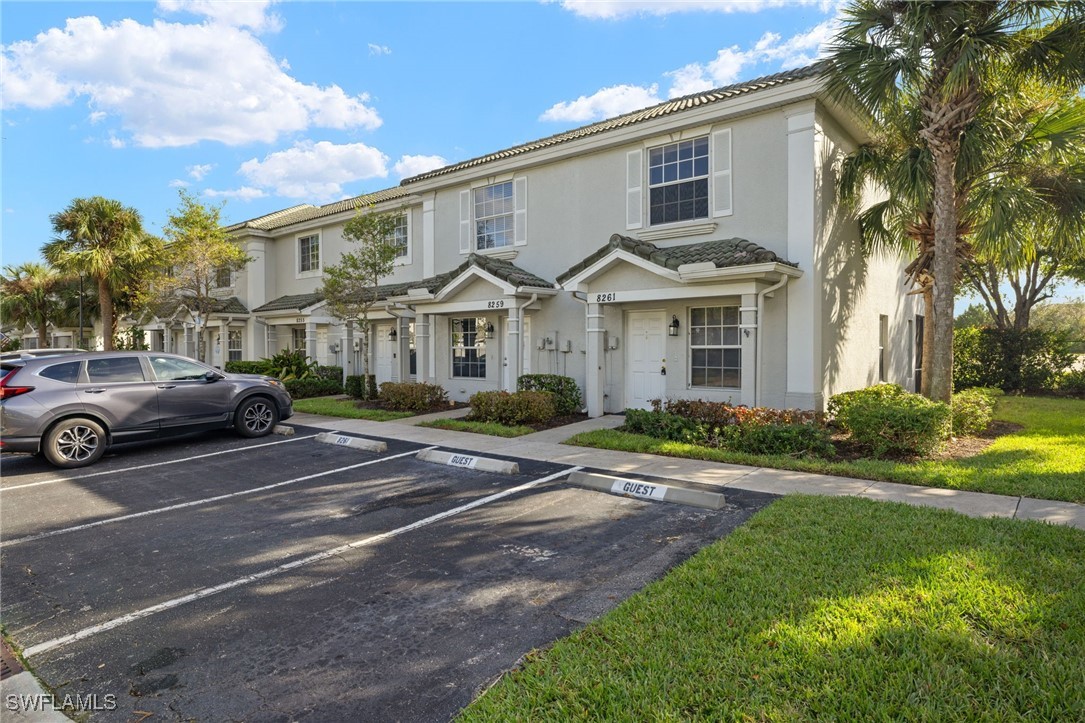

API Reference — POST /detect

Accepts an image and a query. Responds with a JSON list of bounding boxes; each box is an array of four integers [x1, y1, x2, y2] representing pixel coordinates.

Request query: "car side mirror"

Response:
[[204, 370, 221, 382]]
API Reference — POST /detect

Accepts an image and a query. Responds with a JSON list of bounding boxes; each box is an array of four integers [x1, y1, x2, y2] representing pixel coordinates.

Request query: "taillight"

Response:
[[0, 367, 34, 400]]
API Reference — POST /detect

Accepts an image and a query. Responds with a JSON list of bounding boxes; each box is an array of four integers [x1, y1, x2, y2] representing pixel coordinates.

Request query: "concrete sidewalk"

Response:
[[289, 411, 1085, 531]]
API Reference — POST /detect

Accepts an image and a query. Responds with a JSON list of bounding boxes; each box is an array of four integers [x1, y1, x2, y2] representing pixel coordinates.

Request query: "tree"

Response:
[[319, 207, 401, 397], [44, 197, 156, 351], [826, 0, 1085, 402], [0, 262, 65, 348], [148, 191, 250, 362]]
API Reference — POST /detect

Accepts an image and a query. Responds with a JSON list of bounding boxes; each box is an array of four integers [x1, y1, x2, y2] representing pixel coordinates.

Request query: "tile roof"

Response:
[[402, 63, 824, 185], [147, 296, 250, 318], [556, 234, 796, 284], [362, 254, 555, 304], [211, 296, 250, 315], [252, 292, 325, 314], [225, 187, 413, 233]]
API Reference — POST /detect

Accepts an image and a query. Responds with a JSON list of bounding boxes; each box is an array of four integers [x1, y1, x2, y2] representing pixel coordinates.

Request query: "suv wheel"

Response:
[[235, 397, 278, 438], [43, 418, 107, 468]]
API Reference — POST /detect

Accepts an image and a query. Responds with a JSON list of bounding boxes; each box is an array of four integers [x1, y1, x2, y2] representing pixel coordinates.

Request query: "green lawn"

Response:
[[291, 397, 414, 421], [564, 396, 1085, 503], [462, 496, 1085, 721], [417, 418, 536, 437]]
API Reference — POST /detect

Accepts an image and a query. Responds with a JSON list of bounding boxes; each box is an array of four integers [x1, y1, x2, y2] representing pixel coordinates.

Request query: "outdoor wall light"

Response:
[[389, 327, 398, 341], [668, 315, 681, 336], [485, 322, 495, 339]]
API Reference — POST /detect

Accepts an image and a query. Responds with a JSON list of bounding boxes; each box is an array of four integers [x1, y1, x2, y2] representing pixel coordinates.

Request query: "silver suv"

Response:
[[1, 351, 293, 468]]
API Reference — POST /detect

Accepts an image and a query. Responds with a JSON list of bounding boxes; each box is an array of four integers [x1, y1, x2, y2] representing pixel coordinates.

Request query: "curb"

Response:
[[568, 471, 726, 510], [315, 431, 388, 453], [416, 449, 519, 475]]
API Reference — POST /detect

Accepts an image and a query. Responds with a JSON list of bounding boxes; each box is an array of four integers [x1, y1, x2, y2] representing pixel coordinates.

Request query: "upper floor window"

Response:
[[392, 214, 409, 259], [649, 137, 709, 225], [298, 234, 320, 274], [214, 266, 232, 288], [474, 181, 514, 250], [460, 178, 527, 253]]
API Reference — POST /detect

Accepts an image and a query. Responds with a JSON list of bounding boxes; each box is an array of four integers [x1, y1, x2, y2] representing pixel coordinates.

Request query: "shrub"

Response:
[[835, 390, 951, 458], [954, 326, 1076, 392], [719, 422, 835, 458], [345, 374, 377, 400], [379, 382, 448, 412], [827, 384, 907, 420], [314, 365, 343, 382], [470, 390, 556, 426], [623, 409, 706, 444], [284, 377, 343, 399], [653, 398, 821, 428], [1058, 367, 1085, 395], [225, 360, 271, 375], [951, 388, 994, 437], [262, 349, 317, 381], [517, 374, 583, 416]]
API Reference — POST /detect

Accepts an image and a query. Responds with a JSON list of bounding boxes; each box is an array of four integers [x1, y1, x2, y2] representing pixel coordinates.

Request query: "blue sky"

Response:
[[2, 1, 1079, 305]]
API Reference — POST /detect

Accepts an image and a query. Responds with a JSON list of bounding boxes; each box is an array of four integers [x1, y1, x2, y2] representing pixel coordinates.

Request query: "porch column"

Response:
[[396, 317, 411, 382], [416, 313, 431, 384], [585, 302, 606, 417], [305, 320, 318, 361], [342, 321, 355, 385], [184, 325, 195, 360], [220, 319, 229, 368], [505, 305, 521, 392], [740, 294, 757, 406]]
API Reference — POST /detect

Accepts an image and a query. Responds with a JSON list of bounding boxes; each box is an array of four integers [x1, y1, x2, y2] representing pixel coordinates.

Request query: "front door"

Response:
[[375, 324, 395, 385], [211, 331, 223, 369], [626, 310, 666, 410]]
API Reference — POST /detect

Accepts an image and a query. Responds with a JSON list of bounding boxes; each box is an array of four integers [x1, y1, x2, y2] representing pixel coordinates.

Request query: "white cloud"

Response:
[[203, 186, 267, 201], [187, 163, 214, 180], [238, 140, 389, 201], [540, 83, 661, 123], [559, 0, 822, 19], [368, 43, 392, 56], [156, 0, 283, 33], [168, 179, 189, 188], [393, 154, 448, 179], [1, 14, 381, 147]]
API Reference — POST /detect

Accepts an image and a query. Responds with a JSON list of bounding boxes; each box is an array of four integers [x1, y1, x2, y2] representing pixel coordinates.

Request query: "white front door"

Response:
[[626, 310, 666, 410], [375, 324, 395, 385], [211, 331, 223, 368]]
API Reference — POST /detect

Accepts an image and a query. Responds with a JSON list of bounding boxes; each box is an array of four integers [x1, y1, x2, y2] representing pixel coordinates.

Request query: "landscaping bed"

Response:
[[419, 413, 589, 437]]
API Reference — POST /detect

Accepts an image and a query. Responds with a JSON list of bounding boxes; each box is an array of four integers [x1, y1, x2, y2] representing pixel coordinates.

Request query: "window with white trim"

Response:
[[214, 266, 232, 288], [689, 306, 741, 388], [298, 234, 320, 273], [451, 317, 486, 378], [228, 329, 243, 362], [392, 213, 409, 259], [649, 137, 709, 225], [474, 181, 514, 250], [292, 327, 307, 351]]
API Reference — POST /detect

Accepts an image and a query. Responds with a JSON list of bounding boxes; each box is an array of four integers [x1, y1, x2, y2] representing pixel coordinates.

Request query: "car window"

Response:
[[39, 361, 82, 384], [150, 356, 210, 381], [86, 357, 146, 383]]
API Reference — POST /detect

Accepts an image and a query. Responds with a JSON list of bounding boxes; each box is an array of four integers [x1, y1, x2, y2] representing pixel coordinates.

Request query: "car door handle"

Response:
[[157, 384, 177, 390], [84, 388, 107, 394]]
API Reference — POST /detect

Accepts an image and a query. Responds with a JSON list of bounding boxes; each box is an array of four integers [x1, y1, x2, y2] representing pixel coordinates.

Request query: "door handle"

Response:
[[84, 388, 106, 394], [157, 384, 177, 389]]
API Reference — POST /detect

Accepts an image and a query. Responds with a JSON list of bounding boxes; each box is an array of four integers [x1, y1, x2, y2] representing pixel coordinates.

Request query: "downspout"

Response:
[[755, 275, 791, 407]]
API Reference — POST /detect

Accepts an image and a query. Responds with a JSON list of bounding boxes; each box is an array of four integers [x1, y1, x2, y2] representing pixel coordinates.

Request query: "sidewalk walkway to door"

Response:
[[288, 411, 1085, 531]]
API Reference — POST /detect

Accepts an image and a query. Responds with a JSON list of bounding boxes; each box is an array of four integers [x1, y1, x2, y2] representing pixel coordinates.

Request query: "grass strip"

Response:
[[564, 396, 1085, 503], [418, 419, 535, 437], [462, 496, 1085, 721], [291, 397, 414, 421]]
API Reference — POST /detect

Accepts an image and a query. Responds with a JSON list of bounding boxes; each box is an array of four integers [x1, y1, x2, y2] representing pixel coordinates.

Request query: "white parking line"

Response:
[[1, 446, 438, 548], [0, 434, 321, 492], [23, 465, 582, 658]]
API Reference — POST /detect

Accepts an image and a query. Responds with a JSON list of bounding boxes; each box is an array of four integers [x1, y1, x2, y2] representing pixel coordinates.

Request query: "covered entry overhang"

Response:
[[558, 234, 802, 416]]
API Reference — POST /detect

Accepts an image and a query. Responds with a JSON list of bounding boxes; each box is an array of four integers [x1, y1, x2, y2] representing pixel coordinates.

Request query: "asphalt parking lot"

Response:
[[1, 425, 774, 722]]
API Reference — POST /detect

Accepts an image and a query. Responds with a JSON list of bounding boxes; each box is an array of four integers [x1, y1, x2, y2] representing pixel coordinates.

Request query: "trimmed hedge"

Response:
[[345, 374, 378, 400], [285, 377, 343, 399], [379, 382, 448, 412], [653, 398, 821, 427], [314, 365, 343, 382], [517, 374, 582, 416], [831, 385, 951, 457], [470, 390, 556, 426], [225, 360, 271, 375]]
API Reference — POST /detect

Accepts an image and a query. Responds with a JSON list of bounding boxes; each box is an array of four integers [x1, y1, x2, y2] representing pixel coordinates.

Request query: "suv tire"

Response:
[[235, 396, 278, 438], [43, 418, 107, 468]]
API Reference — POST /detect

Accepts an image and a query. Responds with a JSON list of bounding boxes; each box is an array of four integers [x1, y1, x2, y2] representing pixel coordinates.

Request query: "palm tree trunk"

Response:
[[36, 318, 48, 349], [921, 285, 933, 397], [98, 278, 114, 351], [929, 149, 957, 403]]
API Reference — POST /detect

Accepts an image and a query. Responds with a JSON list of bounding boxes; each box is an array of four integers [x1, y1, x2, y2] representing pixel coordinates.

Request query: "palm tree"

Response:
[[0, 262, 65, 348], [44, 197, 155, 351], [825, 0, 1085, 402]]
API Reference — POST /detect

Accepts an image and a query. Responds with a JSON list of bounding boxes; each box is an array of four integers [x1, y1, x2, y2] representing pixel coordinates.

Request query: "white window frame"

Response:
[[647, 136, 710, 227], [292, 327, 307, 351], [627, 127, 732, 230], [450, 317, 487, 379], [460, 177, 527, 254], [688, 305, 742, 390], [296, 233, 321, 278], [214, 267, 233, 289], [228, 329, 243, 362], [392, 212, 412, 265]]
